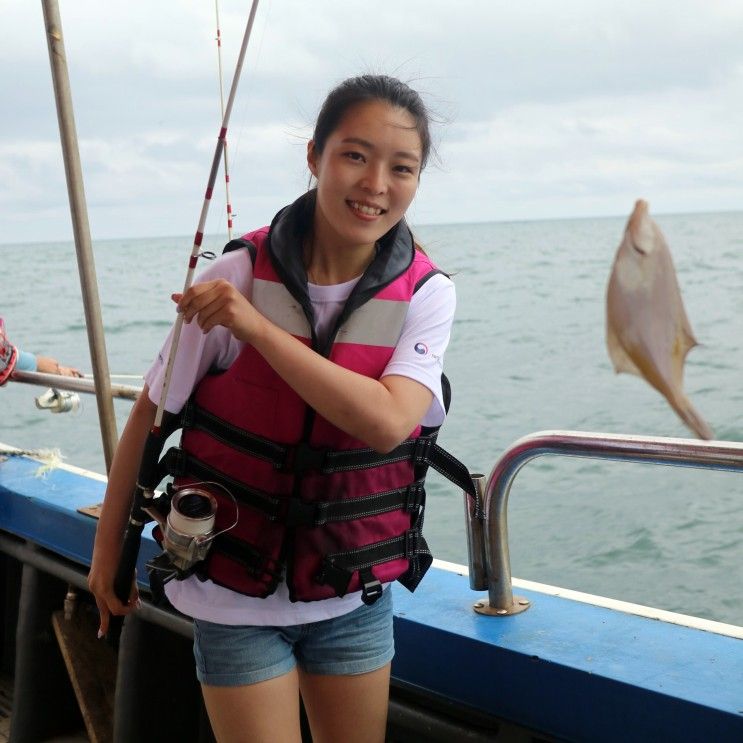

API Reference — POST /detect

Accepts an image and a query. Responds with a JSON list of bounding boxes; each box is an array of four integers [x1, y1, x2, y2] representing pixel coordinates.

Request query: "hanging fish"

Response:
[[606, 199, 714, 440]]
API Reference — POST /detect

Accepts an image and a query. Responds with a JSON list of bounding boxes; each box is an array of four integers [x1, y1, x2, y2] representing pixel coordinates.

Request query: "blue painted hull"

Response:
[[1, 450, 742, 741]]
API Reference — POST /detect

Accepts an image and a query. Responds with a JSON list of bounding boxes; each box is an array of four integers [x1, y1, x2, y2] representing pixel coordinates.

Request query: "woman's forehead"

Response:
[[331, 100, 422, 154]]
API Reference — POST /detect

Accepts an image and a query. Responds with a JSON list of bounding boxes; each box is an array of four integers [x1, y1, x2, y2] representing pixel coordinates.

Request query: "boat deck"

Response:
[[1, 448, 742, 742]]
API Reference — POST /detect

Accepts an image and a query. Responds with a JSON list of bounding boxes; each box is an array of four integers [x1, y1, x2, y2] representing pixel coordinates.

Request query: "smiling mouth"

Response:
[[348, 200, 386, 217]]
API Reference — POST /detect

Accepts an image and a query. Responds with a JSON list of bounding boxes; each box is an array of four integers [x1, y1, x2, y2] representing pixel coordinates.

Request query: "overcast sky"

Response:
[[2, 0, 742, 243]]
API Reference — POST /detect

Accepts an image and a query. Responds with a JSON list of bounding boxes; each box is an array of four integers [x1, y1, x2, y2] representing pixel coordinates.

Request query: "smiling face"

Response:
[[307, 99, 423, 259]]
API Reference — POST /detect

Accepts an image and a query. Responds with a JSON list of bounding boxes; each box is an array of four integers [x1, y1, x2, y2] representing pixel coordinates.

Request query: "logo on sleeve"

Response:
[[414, 342, 428, 355]]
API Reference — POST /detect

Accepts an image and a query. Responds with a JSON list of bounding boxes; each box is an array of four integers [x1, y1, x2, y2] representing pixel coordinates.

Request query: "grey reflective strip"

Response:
[[335, 299, 409, 347], [252, 279, 311, 339]]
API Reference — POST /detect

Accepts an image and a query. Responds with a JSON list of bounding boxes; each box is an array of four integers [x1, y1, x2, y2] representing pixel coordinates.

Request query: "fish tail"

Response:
[[672, 397, 714, 440]]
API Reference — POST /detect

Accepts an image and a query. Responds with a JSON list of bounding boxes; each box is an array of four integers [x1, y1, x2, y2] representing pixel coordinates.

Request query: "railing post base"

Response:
[[473, 596, 531, 616]]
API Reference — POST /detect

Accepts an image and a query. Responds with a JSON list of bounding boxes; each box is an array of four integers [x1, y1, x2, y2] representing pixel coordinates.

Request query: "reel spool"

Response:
[[35, 388, 81, 414], [162, 487, 218, 571]]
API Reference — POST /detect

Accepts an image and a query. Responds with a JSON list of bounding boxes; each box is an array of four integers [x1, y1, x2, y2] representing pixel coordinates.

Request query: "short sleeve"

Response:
[[382, 273, 456, 428], [144, 249, 253, 413], [15, 349, 38, 372]]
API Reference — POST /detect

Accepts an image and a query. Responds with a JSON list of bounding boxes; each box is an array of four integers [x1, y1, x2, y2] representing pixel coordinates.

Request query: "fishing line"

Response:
[[152, 0, 260, 435], [112, 2, 263, 637], [82, 373, 143, 380], [214, 0, 234, 241], [225, 0, 272, 222]]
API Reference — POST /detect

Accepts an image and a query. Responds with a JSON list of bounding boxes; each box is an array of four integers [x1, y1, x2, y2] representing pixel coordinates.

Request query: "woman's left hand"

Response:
[[173, 279, 263, 342]]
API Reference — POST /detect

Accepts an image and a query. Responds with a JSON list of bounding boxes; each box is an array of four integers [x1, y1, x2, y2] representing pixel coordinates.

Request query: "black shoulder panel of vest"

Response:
[[223, 238, 257, 266], [441, 372, 452, 413], [264, 190, 418, 355], [414, 268, 449, 293], [266, 190, 415, 304]]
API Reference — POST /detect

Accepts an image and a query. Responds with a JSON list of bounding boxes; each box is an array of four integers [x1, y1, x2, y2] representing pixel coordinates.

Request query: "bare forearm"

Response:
[[251, 316, 426, 451], [174, 279, 433, 451], [92, 391, 157, 561]]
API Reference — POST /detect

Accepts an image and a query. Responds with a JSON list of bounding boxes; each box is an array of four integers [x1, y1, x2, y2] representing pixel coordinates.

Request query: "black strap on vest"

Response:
[[211, 533, 284, 583], [222, 237, 257, 265], [181, 398, 476, 498], [316, 528, 432, 604], [165, 447, 428, 527]]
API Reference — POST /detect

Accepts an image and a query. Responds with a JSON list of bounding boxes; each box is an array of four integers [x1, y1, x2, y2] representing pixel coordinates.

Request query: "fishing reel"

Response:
[[35, 387, 81, 414], [144, 481, 238, 588], [156, 486, 218, 571]]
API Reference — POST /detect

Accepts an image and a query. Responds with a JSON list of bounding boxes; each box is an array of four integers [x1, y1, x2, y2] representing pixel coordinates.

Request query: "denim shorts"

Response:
[[192, 588, 394, 686]]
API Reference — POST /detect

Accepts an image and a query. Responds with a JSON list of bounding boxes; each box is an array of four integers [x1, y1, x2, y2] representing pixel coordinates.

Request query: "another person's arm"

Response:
[[35, 354, 83, 377]]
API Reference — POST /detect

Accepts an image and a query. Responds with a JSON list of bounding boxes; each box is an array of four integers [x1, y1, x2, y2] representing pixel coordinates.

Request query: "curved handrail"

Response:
[[467, 430, 743, 615]]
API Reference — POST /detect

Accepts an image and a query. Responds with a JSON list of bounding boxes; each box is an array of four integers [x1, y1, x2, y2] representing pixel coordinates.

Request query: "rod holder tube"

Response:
[[463, 474, 488, 590], [41, 0, 118, 472], [481, 430, 743, 616]]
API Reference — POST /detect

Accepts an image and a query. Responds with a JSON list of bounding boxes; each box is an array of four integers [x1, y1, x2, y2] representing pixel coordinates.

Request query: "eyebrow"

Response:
[[340, 136, 421, 164]]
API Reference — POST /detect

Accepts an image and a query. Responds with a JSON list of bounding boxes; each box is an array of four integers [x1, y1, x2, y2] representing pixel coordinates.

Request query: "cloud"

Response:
[[1, 1, 742, 241]]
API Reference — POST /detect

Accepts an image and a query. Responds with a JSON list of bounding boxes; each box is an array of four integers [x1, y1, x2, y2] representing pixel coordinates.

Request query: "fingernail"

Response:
[[97, 629, 104, 639]]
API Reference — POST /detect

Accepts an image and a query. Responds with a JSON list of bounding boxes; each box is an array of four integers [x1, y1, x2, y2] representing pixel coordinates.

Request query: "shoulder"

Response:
[[196, 244, 255, 295], [222, 226, 270, 260], [412, 270, 455, 307]]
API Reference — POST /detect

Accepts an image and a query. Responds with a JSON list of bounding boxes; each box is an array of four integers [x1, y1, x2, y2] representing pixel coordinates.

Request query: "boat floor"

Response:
[[0, 674, 88, 743], [0, 675, 8, 743]]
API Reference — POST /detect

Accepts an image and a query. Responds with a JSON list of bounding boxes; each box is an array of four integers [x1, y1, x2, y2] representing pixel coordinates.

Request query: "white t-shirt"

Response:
[[145, 247, 456, 625]]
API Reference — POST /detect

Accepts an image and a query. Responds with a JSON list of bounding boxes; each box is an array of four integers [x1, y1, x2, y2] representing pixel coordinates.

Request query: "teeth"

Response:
[[350, 201, 382, 216]]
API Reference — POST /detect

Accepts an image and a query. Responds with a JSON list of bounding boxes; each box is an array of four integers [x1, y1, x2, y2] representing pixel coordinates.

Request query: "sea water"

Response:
[[1, 210, 742, 624]]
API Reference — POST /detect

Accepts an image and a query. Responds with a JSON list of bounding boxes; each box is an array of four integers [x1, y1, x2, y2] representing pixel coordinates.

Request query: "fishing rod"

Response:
[[113, 0, 261, 622], [215, 0, 235, 240]]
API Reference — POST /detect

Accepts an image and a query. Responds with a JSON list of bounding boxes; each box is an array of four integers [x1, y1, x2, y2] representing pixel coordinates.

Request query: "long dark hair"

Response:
[[312, 74, 433, 171]]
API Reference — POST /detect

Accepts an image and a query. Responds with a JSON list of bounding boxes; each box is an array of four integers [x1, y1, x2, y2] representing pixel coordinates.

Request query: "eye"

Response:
[[394, 164, 416, 176], [343, 151, 365, 163]]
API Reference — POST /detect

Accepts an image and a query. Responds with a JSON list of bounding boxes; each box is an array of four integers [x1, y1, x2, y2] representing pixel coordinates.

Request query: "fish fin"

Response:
[[606, 324, 643, 376], [668, 325, 700, 389]]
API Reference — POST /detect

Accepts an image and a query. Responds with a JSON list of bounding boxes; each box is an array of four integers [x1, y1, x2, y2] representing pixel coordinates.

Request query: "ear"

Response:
[[307, 140, 318, 177]]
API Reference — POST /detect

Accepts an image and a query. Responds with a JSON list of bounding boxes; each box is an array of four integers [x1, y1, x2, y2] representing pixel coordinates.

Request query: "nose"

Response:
[[360, 163, 387, 195]]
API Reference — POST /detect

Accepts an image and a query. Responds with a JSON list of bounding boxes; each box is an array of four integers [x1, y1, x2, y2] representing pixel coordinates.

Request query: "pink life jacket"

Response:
[[162, 194, 474, 604], [0, 318, 18, 386]]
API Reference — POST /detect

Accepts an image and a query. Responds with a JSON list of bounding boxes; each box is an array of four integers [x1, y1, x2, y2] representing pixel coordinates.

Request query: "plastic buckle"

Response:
[[404, 529, 418, 557], [360, 572, 383, 606], [284, 498, 317, 528], [404, 482, 424, 512], [412, 436, 431, 465], [316, 559, 352, 597], [280, 442, 328, 473]]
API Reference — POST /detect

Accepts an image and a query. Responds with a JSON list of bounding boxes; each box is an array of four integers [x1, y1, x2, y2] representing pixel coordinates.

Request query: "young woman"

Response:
[[89, 75, 461, 743]]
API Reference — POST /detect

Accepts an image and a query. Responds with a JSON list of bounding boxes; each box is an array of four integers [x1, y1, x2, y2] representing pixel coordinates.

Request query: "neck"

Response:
[[304, 237, 376, 285]]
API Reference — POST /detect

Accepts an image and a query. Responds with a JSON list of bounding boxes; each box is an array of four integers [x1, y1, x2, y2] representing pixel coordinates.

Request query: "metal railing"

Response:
[[10, 369, 141, 401], [463, 430, 743, 616]]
